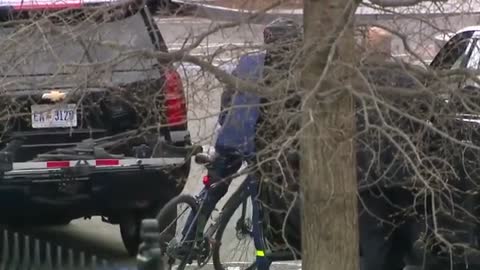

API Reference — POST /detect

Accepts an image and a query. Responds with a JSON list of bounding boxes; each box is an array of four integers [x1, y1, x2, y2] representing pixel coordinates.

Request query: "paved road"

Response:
[[0, 15, 301, 270]]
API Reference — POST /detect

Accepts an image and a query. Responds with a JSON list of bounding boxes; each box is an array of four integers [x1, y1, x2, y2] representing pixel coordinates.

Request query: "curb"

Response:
[[195, 6, 301, 24]]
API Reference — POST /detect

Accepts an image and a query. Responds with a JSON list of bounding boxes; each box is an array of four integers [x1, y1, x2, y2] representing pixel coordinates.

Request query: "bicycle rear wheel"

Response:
[[156, 194, 199, 270], [212, 187, 256, 270]]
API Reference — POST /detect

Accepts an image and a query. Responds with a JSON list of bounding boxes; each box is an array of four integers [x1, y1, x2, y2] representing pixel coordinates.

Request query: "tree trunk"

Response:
[[300, 1, 359, 270]]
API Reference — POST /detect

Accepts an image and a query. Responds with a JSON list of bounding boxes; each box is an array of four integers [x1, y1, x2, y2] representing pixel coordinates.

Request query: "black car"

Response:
[[0, 0, 197, 256]]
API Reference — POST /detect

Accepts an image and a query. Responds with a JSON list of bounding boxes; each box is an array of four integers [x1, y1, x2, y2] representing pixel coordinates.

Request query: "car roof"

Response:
[[456, 25, 480, 34]]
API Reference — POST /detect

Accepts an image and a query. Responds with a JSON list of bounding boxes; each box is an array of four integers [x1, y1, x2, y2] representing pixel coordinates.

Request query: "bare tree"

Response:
[[9, 0, 480, 270], [300, 0, 359, 270]]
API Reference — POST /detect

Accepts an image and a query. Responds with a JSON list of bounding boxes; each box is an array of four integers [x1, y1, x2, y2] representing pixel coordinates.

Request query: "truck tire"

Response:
[[120, 212, 141, 257], [119, 201, 174, 257]]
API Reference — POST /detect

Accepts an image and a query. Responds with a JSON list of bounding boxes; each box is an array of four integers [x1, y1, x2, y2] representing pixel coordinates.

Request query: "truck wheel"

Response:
[[119, 201, 171, 257], [119, 213, 141, 257]]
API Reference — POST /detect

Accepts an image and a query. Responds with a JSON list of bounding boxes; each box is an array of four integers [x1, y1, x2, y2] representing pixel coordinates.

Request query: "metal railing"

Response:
[[0, 229, 116, 270]]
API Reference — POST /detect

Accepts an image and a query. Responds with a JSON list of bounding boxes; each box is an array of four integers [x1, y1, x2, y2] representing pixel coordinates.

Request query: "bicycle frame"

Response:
[[178, 148, 298, 269], [240, 174, 299, 269], [197, 172, 296, 270]]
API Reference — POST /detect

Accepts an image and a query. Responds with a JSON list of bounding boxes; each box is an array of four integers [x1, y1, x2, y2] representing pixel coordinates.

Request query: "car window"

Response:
[[0, 3, 164, 91], [443, 38, 473, 70], [461, 39, 480, 89], [466, 39, 480, 69], [430, 31, 475, 70], [452, 50, 468, 69]]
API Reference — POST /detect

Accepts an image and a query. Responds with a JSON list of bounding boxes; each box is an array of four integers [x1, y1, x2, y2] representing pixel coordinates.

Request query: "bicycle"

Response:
[[139, 145, 300, 270]]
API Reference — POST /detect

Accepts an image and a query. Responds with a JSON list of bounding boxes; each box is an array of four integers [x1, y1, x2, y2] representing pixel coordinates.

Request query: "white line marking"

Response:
[[168, 43, 262, 51], [155, 17, 213, 24]]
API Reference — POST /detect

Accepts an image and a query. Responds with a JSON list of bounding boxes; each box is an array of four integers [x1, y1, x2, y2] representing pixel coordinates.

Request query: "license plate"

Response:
[[31, 104, 77, 128]]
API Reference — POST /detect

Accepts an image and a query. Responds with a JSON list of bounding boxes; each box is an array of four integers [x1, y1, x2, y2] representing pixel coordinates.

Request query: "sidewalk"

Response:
[[173, 0, 301, 24], [173, 0, 480, 24], [196, 0, 302, 10]]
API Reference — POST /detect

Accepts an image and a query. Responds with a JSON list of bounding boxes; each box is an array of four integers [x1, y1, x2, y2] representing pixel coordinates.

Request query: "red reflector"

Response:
[[96, 159, 120, 166], [165, 70, 187, 126], [47, 161, 70, 168], [202, 175, 210, 186]]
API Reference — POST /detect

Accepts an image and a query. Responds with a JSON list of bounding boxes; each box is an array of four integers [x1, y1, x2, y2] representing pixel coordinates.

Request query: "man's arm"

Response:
[[219, 54, 264, 126]]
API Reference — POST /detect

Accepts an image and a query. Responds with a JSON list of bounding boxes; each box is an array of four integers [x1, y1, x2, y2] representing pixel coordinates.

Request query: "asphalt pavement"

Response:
[[0, 14, 301, 270]]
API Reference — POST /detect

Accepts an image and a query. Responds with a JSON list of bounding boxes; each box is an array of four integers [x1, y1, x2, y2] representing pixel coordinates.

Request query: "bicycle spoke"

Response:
[[160, 206, 190, 236], [229, 234, 254, 263], [217, 198, 256, 269], [156, 196, 201, 269]]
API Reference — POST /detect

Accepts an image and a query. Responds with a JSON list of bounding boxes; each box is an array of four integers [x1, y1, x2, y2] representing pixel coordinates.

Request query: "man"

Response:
[[253, 18, 303, 256], [180, 18, 302, 246], [357, 26, 422, 270]]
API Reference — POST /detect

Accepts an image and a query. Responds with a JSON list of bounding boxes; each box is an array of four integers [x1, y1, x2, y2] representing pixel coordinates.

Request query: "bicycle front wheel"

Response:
[[212, 187, 257, 270]]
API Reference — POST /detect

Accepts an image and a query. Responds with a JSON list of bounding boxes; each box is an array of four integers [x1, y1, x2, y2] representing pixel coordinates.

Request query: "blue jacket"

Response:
[[215, 52, 265, 156]]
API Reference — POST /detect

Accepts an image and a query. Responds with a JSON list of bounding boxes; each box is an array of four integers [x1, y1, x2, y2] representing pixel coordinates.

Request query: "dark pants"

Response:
[[182, 146, 244, 242], [359, 187, 419, 270]]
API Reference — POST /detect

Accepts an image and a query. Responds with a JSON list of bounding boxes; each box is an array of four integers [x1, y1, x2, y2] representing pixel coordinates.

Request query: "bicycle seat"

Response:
[[194, 152, 216, 165]]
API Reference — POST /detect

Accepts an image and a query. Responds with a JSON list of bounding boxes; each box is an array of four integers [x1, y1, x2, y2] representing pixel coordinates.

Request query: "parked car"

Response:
[[0, 0, 197, 257]]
